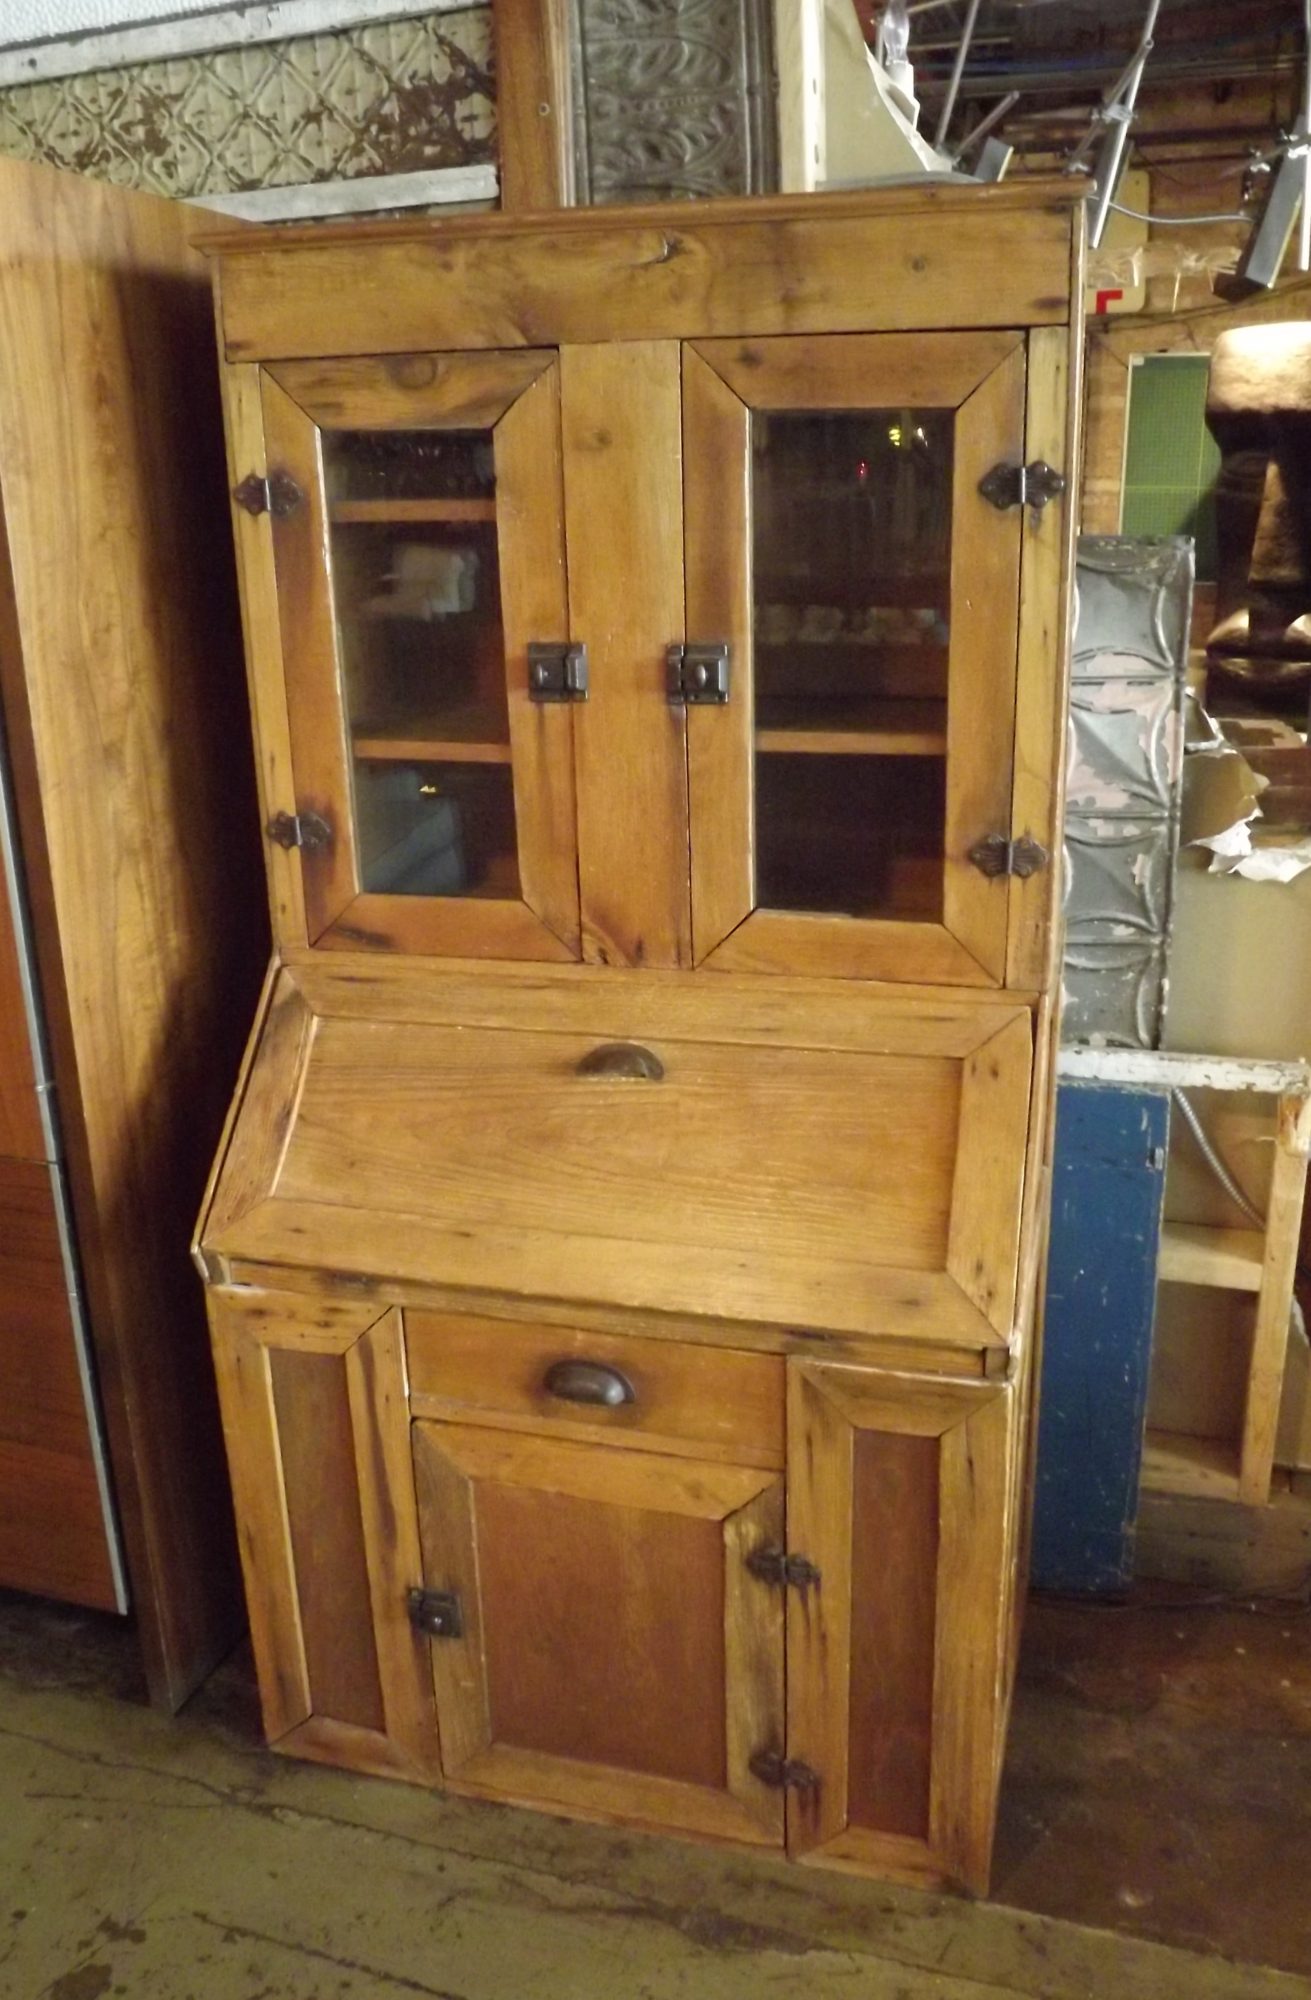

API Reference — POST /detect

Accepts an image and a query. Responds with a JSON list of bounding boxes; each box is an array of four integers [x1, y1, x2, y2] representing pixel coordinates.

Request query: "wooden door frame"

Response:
[[254, 350, 580, 961], [413, 1418, 786, 1844], [683, 330, 1029, 985], [786, 1361, 1015, 1894]]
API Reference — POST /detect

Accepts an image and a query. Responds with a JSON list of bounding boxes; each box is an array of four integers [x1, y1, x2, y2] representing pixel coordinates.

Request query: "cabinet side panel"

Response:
[[562, 342, 692, 968], [268, 1345, 386, 1733], [847, 1428, 939, 1842]]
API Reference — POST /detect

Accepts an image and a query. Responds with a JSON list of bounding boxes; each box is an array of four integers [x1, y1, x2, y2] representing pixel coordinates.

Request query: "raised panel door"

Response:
[[412, 1418, 785, 1844]]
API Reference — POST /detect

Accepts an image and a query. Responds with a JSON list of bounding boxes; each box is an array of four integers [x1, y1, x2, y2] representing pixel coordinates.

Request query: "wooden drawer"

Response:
[[406, 1312, 784, 1469]]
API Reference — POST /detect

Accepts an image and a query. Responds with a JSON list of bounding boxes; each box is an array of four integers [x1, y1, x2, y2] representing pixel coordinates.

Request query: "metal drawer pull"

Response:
[[543, 1359, 636, 1408], [575, 1041, 664, 1082]]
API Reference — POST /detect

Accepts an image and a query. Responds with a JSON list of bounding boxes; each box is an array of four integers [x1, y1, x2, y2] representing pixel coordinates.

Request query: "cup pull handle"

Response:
[[543, 1359, 636, 1408], [575, 1042, 664, 1081]]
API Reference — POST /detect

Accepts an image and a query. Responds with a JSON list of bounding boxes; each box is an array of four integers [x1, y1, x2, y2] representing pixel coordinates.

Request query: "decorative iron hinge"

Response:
[[233, 469, 304, 518], [667, 642, 731, 705], [265, 810, 331, 852], [968, 832, 1049, 880], [978, 460, 1066, 517], [749, 1749, 821, 1793], [527, 642, 589, 702], [407, 1587, 464, 1639], [746, 1546, 822, 1590]]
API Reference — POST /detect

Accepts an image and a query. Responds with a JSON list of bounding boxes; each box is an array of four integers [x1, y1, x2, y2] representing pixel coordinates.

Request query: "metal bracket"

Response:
[[749, 1749, 820, 1793], [527, 642, 589, 703], [233, 469, 304, 518], [667, 642, 731, 705], [266, 810, 331, 852], [745, 1546, 821, 1590], [407, 1587, 464, 1640], [978, 460, 1066, 517], [968, 832, 1049, 880]]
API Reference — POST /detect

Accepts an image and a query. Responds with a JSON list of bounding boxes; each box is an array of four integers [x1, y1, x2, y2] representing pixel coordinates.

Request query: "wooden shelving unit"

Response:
[[329, 497, 496, 525], [1157, 1221, 1264, 1293], [755, 697, 946, 757], [1140, 1430, 1241, 1501], [351, 701, 510, 766]]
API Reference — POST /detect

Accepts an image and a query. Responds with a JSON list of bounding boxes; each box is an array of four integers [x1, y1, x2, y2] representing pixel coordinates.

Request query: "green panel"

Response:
[[1121, 355, 1221, 580]]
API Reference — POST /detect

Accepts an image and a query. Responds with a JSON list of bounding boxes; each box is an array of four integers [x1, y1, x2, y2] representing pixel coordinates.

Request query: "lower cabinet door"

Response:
[[785, 1361, 1017, 1893], [413, 1419, 786, 1845]]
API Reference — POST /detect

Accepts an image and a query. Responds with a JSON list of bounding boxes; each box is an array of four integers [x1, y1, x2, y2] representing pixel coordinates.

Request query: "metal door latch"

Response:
[[667, 642, 730, 704], [978, 460, 1066, 516], [407, 1587, 464, 1639], [749, 1749, 820, 1793], [527, 643, 589, 702], [746, 1546, 822, 1590], [233, 470, 304, 518], [266, 810, 331, 852], [968, 832, 1049, 879]]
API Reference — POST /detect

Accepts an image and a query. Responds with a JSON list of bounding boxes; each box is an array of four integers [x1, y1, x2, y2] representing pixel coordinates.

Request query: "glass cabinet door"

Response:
[[682, 333, 1030, 985], [258, 351, 579, 960]]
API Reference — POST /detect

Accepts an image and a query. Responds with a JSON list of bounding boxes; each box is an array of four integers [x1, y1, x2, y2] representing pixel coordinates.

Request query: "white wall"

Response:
[[0, 0, 229, 42]]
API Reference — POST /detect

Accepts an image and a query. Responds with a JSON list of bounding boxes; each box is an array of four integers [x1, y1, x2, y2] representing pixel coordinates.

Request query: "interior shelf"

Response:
[[755, 698, 947, 757], [330, 497, 497, 525], [352, 704, 511, 765], [1139, 1428, 1242, 1501], [1158, 1221, 1265, 1293]]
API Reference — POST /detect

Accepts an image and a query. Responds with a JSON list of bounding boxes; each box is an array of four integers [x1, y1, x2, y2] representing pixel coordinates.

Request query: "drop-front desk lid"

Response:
[[199, 964, 1034, 1348]]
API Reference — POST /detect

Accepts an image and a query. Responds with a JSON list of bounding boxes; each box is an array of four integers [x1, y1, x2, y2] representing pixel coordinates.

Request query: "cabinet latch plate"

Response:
[[527, 642, 589, 702], [233, 469, 304, 518], [749, 1749, 820, 1792], [266, 810, 331, 852], [667, 642, 731, 704], [746, 1546, 821, 1589], [978, 459, 1066, 516], [968, 832, 1049, 880], [407, 1587, 464, 1639]]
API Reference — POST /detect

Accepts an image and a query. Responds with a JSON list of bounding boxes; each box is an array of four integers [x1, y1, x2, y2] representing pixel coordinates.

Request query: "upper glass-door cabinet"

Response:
[[682, 332, 1031, 986], [255, 352, 579, 960]]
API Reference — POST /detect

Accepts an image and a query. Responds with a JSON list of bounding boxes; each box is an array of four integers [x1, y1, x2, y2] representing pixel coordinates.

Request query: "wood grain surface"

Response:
[[0, 157, 267, 1703]]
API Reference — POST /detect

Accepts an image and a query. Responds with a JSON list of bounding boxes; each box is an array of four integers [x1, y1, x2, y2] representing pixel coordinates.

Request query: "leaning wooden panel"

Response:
[[1239, 1094, 1311, 1504], [0, 157, 267, 1705], [215, 186, 1079, 361]]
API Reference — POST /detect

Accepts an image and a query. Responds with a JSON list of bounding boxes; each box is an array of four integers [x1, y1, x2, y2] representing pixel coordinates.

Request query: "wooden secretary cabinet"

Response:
[[198, 182, 1083, 1894]]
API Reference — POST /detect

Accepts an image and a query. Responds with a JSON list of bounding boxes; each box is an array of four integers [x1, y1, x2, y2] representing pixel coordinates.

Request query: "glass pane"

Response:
[[752, 409, 952, 923], [322, 427, 518, 900]]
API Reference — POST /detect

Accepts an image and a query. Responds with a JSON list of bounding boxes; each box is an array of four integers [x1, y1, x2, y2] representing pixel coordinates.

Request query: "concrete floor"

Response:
[[1, 1587, 1309, 2000]]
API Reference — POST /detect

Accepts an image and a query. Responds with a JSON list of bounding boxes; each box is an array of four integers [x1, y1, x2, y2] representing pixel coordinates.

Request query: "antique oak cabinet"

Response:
[[197, 181, 1083, 1894]]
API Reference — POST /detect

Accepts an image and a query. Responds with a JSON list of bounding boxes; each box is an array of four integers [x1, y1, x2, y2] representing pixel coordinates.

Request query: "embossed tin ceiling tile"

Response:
[[1072, 536, 1195, 680], [0, 6, 494, 198], [1067, 681, 1183, 817], [576, 0, 776, 203]]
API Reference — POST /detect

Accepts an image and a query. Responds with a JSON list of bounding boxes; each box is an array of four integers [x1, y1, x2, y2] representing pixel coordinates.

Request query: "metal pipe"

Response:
[[1088, 0, 1162, 248], [934, 0, 982, 150], [952, 87, 1020, 161]]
